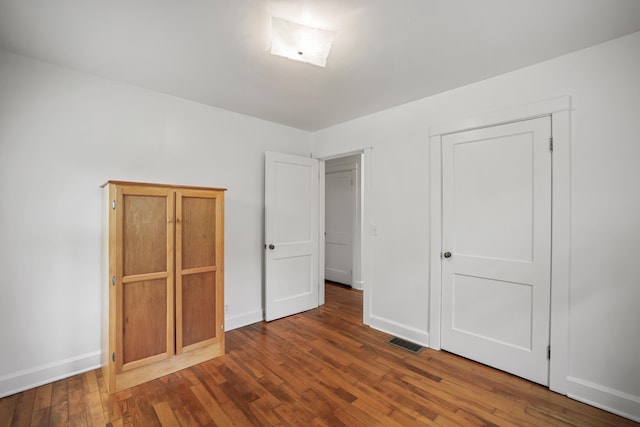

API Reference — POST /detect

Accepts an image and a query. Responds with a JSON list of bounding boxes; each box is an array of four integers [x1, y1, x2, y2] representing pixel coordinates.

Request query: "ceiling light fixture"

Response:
[[270, 16, 336, 67]]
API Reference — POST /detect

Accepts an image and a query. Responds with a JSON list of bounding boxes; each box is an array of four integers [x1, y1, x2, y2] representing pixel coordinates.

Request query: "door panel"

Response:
[[181, 271, 217, 347], [122, 278, 168, 364], [180, 196, 217, 269], [274, 255, 313, 299], [117, 186, 174, 371], [122, 195, 167, 276], [452, 132, 534, 261], [441, 116, 551, 385], [175, 190, 224, 353], [325, 170, 354, 285], [274, 161, 314, 242], [265, 152, 319, 321], [452, 275, 532, 350]]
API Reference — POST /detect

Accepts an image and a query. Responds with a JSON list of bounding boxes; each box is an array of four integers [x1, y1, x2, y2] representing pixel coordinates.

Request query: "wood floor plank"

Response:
[[96, 370, 120, 424], [10, 386, 36, 426], [152, 402, 181, 427], [298, 386, 354, 426], [67, 377, 88, 426], [224, 353, 280, 409], [113, 390, 150, 427], [191, 383, 234, 426], [273, 402, 318, 427], [133, 385, 163, 427], [48, 380, 69, 427], [28, 408, 50, 427], [166, 374, 210, 427], [319, 367, 392, 416], [0, 395, 18, 427], [1, 283, 638, 426], [249, 398, 282, 426], [82, 371, 105, 427], [31, 384, 52, 413]]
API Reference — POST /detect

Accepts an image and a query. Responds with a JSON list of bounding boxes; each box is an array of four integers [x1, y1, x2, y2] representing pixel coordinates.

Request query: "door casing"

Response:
[[429, 96, 572, 394]]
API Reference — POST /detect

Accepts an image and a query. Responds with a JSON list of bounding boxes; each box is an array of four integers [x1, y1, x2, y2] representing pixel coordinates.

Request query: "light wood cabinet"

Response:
[[101, 181, 225, 393]]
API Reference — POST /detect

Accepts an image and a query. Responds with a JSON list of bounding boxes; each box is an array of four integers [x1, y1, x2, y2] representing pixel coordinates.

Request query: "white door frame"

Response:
[[429, 96, 572, 394], [316, 148, 373, 324]]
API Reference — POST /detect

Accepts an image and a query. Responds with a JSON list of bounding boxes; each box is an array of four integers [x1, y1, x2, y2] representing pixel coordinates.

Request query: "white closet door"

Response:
[[441, 116, 552, 385]]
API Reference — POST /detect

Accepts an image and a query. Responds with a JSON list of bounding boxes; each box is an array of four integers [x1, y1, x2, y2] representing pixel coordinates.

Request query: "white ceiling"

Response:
[[1, 0, 640, 131]]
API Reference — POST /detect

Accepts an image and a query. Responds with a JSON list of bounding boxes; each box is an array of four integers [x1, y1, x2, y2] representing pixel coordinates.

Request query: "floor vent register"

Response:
[[387, 337, 424, 354]]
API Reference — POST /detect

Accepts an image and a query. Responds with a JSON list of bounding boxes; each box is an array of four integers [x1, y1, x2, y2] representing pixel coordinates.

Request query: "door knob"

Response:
[[268, 244, 275, 250], [443, 251, 452, 258]]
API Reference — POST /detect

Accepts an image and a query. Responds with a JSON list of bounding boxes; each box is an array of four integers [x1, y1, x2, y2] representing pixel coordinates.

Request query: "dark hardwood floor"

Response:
[[0, 283, 637, 426]]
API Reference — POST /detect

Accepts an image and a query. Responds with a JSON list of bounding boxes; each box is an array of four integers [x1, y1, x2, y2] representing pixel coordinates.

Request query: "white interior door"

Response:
[[441, 116, 552, 385], [265, 152, 319, 322], [325, 169, 354, 285]]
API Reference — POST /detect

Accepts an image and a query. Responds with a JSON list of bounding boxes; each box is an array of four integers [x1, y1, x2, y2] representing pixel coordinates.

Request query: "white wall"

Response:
[[316, 104, 433, 345], [0, 51, 311, 397], [313, 31, 640, 420]]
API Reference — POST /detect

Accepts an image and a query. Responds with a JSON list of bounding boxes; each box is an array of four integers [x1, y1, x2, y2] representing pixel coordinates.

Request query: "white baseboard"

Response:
[[351, 280, 365, 291], [368, 314, 429, 347], [567, 376, 640, 422], [225, 309, 264, 331], [0, 351, 101, 398]]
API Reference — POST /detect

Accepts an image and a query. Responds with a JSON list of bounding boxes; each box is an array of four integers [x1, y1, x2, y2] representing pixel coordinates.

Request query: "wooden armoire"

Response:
[[101, 181, 226, 393]]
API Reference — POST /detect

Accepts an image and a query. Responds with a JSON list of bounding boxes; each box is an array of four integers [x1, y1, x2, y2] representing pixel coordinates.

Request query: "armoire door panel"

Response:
[[179, 194, 217, 269], [122, 278, 168, 365], [175, 190, 223, 354], [122, 194, 168, 276], [180, 272, 217, 348]]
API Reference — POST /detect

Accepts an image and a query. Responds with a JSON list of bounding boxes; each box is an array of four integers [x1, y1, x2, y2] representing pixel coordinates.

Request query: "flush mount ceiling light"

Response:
[[270, 16, 336, 67]]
